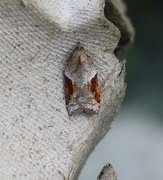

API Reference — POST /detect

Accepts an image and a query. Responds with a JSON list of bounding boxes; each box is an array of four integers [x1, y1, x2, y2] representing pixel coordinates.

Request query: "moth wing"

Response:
[[64, 74, 74, 105], [88, 74, 100, 103]]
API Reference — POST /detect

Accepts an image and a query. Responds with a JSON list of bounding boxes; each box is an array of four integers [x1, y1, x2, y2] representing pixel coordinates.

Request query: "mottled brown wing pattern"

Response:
[[89, 74, 100, 103], [64, 74, 74, 105], [64, 42, 101, 115]]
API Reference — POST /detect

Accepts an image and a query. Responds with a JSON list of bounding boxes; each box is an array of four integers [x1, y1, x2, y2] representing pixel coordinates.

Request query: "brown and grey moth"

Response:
[[64, 42, 100, 115]]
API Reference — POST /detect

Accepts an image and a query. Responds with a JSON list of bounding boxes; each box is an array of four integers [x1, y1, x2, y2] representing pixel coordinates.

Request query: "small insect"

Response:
[[64, 42, 100, 115], [97, 164, 117, 180]]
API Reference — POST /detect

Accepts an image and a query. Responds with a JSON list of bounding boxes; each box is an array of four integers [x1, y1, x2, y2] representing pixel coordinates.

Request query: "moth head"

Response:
[[76, 42, 84, 51]]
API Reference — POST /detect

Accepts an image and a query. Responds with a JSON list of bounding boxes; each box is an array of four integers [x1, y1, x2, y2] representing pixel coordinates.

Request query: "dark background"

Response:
[[125, 0, 163, 119]]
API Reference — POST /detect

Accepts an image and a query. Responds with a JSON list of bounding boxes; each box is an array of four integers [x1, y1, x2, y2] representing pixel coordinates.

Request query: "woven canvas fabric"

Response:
[[0, 0, 125, 179]]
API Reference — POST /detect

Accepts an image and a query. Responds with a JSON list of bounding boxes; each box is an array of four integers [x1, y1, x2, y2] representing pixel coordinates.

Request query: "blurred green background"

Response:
[[125, 0, 163, 119], [80, 0, 163, 179]]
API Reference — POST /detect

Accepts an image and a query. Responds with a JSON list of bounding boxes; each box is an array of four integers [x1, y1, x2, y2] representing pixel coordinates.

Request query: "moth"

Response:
[[64, 42, 100, 115]]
